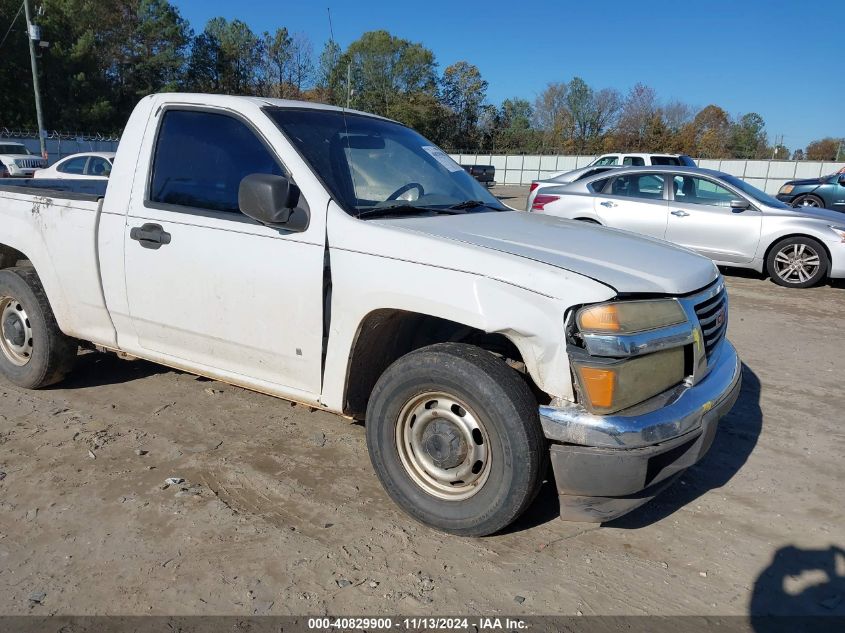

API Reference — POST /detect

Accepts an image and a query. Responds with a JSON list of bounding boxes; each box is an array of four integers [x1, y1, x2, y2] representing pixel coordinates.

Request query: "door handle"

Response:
[[671, 210, 690, 217], [600, 201, 617, 208], [130, 223, 171, 250]]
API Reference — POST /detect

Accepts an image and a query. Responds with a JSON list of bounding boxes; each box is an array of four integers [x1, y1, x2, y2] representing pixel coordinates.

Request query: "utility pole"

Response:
[[23, 0, 47, 159]]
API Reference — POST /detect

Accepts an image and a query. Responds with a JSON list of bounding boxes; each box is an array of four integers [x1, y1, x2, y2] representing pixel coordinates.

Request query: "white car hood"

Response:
[[378, 211, 719, 295], [0, 153, 36, 161]]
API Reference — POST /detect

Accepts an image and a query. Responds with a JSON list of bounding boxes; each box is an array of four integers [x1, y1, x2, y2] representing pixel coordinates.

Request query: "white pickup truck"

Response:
[[0, 94, 741, 536]]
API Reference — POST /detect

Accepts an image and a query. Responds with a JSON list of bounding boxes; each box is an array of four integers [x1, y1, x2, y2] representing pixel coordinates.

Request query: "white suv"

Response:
[[589, 153, 697, 167], [0, 142, 48, 177]]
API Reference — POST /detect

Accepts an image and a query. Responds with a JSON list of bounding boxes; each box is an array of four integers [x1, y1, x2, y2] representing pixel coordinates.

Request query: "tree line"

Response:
[[1, 0, 842, 161]]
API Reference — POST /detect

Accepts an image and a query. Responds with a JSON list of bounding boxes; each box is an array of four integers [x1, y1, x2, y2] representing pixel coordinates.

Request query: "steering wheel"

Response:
[[387, 182, 425, 202]]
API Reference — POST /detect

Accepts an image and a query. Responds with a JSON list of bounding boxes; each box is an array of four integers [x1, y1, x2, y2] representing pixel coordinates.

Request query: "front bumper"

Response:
[[539, 340, 742, 522]]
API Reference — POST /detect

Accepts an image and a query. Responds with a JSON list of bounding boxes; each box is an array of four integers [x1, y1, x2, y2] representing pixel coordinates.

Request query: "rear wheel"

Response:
[[0, 268, 77, 388], [792, 194, 824, 209], [766, 237, 829, 288], [366, 343, 547, 536]]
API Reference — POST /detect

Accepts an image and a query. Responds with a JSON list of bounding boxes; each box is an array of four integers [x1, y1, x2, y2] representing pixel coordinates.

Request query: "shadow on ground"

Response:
[[48, 349, 175, 390], [750, 544, 845, 632]]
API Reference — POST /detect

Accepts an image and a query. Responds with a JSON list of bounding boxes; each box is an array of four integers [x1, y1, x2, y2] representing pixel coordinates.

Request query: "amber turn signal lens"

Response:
[[577, 366, 617, 409]]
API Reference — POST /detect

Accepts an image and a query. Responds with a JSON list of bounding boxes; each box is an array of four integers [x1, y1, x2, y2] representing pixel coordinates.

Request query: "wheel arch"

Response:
[[763, 233, 832, 276], [342, 308, 546, 419]]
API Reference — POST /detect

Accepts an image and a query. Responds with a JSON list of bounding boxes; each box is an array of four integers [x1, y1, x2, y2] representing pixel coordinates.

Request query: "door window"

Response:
[[59, 157, 88, 174], [673, 176, 735, 207], [593, 156, 618, 166], [651, 156, 681, 166], [86, 157, 111, 176], [622, 156, 646, 166], [149, 110, 283, 214], [609, 173, 665, 200]]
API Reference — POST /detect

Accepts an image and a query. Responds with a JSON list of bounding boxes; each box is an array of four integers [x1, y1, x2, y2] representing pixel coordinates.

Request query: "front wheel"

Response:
[[366, 343, 547, 536], [792, 194, 824, 209], [766, 237, 829, 288]]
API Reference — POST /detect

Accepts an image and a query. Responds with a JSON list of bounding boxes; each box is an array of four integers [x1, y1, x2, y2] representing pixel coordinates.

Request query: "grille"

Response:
[[16, 159, 45, 169], [694, 285, 727, 358]]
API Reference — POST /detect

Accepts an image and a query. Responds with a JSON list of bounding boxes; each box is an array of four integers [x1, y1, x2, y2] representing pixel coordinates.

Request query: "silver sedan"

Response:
[[529, 166, 845, 288]]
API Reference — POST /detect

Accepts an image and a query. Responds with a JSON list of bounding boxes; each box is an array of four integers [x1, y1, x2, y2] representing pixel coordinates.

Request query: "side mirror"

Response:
[[238, 173, 301, 226], [730, 199, 751, 212], [838, 174, 845, 186]]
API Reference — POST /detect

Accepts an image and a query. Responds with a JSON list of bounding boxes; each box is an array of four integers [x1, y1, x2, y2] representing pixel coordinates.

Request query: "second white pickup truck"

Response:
[[0, 94, 742, 536]]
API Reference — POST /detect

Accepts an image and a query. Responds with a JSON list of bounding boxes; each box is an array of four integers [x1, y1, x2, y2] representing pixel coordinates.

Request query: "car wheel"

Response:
[[575, 218, 600, 224], [0, 268, 78, 388], [766, 237, 829, 288], [365, 342, 547, 537], [792, 194, 824, 209]]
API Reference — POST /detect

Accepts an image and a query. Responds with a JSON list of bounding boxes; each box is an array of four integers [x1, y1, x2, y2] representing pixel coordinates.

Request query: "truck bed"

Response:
[[0, 178, 108, 200]]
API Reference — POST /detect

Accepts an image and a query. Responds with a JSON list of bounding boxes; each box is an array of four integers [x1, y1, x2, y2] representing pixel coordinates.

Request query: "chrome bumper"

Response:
[[539, 340, 741, 449], [540, 341, 742, 522]]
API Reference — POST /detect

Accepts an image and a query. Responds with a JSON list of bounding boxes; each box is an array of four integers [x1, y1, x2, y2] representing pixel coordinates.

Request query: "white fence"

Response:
[[448, 153, 845, 194]]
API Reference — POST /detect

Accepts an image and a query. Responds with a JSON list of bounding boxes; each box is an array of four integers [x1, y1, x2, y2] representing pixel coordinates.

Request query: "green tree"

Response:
[[261, 27, 292, 98], [315, 40, 343, 104], [342, 30, 437, 120], [440, 61, 487, 148], [730, 112, 768, 159], [187, 18, 261, 95]]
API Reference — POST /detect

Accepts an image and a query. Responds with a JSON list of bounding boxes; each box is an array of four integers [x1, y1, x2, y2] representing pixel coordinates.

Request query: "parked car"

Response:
[[527, 165, 621, 210], [0, 93, 741, 536], [34, 152, 115, 180], [529, 166, 845, 288], [588, 153, 697, 168], [776, 172, 845, 211], [0, 142, 48, 178], [461, 164, 495, 186]]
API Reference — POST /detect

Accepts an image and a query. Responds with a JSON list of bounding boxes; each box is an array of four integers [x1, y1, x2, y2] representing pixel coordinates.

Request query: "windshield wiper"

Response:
[[356, 205, 462, 220], [447, 200, 507, 211]]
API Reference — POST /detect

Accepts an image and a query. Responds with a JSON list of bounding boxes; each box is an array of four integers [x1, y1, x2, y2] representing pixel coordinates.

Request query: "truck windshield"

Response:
[[266, 108, 505, 217], [0, 144, 30, 155]]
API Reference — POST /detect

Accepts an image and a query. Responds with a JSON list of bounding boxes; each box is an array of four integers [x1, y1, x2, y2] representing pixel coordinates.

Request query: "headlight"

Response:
[[829, 225, 845, 242], [779, 184, 794, 195], [572, 348, 685, 414], [576, 299, 687, 334]]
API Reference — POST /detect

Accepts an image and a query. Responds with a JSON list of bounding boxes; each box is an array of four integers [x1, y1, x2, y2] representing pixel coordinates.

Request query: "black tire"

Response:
[[366, 342, 547, 537], [791, 194, 825, 209], [575, 217, 600, 224], [766, 236, 829, 288], [0, 268, 78, 388]]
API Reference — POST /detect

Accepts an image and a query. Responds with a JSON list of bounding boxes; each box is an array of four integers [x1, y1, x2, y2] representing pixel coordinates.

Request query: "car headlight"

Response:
[[830, 226, 845, 242], [571, 299, 690, 414], [779, 184, 794, 195], [576, 299, 687, 334]]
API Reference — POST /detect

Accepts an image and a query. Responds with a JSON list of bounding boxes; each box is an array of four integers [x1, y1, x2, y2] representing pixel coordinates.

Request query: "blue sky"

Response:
[[173, 0, 842, 152]]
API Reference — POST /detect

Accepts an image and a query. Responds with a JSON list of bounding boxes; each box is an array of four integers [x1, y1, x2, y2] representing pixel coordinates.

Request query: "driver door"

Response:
[[121, 107, 326, 395]]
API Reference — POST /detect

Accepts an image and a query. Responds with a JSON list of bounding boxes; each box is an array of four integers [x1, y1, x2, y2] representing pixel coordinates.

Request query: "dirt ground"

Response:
[[1, 185, 844, 617]]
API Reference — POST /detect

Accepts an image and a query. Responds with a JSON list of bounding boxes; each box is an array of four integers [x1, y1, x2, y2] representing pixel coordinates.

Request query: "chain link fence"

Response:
[[0, 127, 121, 163]]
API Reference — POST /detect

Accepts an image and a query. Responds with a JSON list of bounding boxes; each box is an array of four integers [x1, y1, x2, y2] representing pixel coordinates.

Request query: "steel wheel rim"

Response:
[[799, 197, 820, 208], [0, 296, 34, 366], [395, 392, 491, 500], [774, 244, 821, 284]]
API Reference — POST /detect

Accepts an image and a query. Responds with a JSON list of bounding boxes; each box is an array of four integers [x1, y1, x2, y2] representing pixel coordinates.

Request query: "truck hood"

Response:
[[0, 154, 36, 161], [378, 211, 719, 295]]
